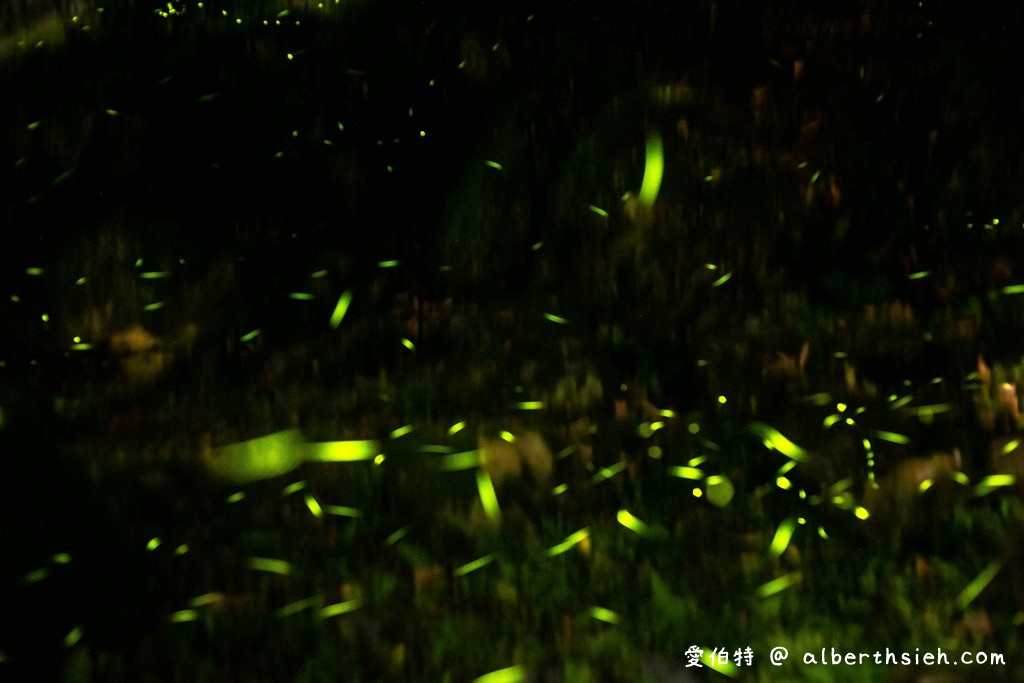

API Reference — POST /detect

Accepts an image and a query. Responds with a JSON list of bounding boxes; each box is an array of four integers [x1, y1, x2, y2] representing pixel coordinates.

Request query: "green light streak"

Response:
[[385, 527, 409, 546], [249, 557, 292, 576], [281, 480, 308, 496], [275, 595, 320, 618], [454, 553, 495, 577], [307, 439, 379, 462], [749, 423, 809, 462], [711, 272, 733, 287], [769, 518, 799, 557], [328, 289, 353, 329], [327, 505, 362, 517], [169, 610, 200, 623], [320, 599, 363, 618], [304, 494, 323, 518], [756, 572, 801, 598], [638, 132, 664, 207], [956, 561, 1001, 610], [591, 461, 626, 483], [667, 466, 703, 480], [542, 312, 569, 324], [872, 430, 910, 445], [589, 606, 621, 624], [546, 528, 589, 557], [439, 450, 480, 471], [476, 470, 501, 522]]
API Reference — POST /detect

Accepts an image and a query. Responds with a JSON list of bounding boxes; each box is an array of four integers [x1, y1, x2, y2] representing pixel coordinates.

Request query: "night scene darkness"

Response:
[[3, 1, 1024, 680]]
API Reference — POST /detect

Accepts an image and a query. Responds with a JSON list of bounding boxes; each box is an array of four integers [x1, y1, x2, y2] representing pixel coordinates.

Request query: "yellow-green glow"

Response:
[[304, 494, 323, 518], [543, 312, 569, 324], [769, 518, 799, 557], [498, 430, 515, 443], [589, 606, 621, 624], [288, 292, 315, 300], [484, 160, 504, 171], [956, 561, 1002, 610], [22, 568, 48, 584], [147, 537, 161, 551], [513, 401, 544, 410], [907, 271, 930, 280], [401, 338, 416, 351], [552, 483, 568, 495], [327, 505, 361, 517], [473, 666, 525, 683], [711, 272, 733, 287], [1002, 284, 1024, 295], [1002, 439, 1021, 454], [701, 648, 740, 677], [25, 267, 45, 275], [385, 527, 409, 545], [328, 289, 353, 329], [307, 439, 379, 462], [873, 430, 910, 445], [588, 205, 609, 218], [169, 610, 199, 623], [390, 424, 415, 439], [749, 423, 809, 462], [973, 474, 1015, 497], [189, 593, 223, 608], [756, 572, 801, 598], [249, 557, 292, 575], [454, 554, 495, 577], [281, 480, 308, 496], [226, 491, 245, 503], [139, 271, 169, 279], [705, 475, 734, 507], [240, 329, 260, 342], [209, 429, 306, 483], [439, 450, 480, 470], [320, 599, 363, 618], [638, 132, 664, 207], [546, 528, 589, 557], [448, 421, 466, 436], [275, 596, 319, 618], [377, 260, 400, 268], [853, 506, 870, 520], [52, 553, 71, 564], [617, 509, 654, 537], [476, 470, 501, 522], [591, 461, 626, 483], [667, 466, 703, 480]]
